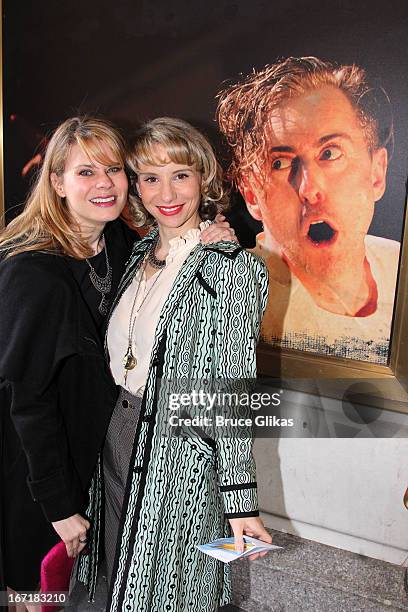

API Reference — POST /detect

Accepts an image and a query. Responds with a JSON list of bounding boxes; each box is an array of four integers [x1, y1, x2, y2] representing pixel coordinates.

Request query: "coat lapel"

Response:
[[150, 245, 208, 349], [148, 241, 241, 360]]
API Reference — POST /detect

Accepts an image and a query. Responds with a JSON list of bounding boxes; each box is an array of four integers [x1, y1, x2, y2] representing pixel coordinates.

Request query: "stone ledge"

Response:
[[231, 530, 408, 611]]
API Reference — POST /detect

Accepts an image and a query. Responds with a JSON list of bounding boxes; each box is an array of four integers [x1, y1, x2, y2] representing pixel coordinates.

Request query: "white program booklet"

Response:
[[196, 535, 282, 563]]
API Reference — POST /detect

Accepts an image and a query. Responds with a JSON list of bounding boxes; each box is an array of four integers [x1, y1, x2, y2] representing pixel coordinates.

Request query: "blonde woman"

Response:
[[0, 116, 233, 603], [77, 117, 271, 611]]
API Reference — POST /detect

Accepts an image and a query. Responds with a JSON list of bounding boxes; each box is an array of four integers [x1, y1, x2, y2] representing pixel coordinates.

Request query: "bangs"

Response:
[[76, 135, 125, 167], [134, 138, 200, 170]]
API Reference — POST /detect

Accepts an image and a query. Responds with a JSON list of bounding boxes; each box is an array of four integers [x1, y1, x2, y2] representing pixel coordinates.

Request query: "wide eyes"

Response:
[[271, 146, 342, 171], [319, 146, 342, 161], [271, 157, 292, 171]]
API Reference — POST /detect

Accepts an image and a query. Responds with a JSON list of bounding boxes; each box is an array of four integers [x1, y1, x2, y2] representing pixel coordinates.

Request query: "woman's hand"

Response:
[[228, 516, 272, 561], [51, 513, 90, 558], [200, 214, 238, 244]]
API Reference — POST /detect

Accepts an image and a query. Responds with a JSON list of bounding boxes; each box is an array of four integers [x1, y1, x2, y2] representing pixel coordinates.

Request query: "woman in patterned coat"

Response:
[[77, 117, 271, 611]]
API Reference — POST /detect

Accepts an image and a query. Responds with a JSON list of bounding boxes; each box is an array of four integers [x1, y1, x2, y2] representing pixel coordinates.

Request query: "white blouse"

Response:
[[107, 222, 210, 395]]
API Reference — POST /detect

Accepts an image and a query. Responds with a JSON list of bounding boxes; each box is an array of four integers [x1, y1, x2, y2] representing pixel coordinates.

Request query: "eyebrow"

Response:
[[138, 168, 193, 175], [318, 132, 352, 145], [74, 162, 120, 169], [270, 132, 352, 154], [270, 145, 294, 153]]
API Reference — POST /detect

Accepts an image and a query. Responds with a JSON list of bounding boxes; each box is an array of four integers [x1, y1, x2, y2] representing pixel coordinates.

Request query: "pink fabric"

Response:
[[40, 541, 74, 611]]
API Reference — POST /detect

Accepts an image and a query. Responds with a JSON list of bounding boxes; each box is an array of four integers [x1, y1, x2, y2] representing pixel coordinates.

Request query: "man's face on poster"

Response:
[[241, 86, 388, 287]]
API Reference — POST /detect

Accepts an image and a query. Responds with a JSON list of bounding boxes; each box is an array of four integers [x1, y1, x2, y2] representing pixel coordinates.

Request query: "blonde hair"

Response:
[[0, 116, 130, 259], [217, 56, 390, 183], [127, 117, 228, 227]]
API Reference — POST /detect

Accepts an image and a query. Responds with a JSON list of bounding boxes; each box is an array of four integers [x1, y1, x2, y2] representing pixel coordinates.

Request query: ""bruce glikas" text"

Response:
[[167, 390, 294, 428], [168, 414, 294, 428]]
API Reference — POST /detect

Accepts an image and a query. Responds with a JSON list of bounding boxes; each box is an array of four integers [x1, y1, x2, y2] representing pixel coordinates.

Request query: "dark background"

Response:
[[4, 0, 408, 244]]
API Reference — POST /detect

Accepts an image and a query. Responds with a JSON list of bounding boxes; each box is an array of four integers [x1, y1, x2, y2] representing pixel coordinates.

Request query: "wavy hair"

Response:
[[127, 117, 228, 227], [216, 56, 392, 184]]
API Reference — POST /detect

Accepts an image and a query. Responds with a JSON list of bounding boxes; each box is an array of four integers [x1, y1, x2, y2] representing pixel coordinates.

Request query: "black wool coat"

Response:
[[0, 220, 136, 592]]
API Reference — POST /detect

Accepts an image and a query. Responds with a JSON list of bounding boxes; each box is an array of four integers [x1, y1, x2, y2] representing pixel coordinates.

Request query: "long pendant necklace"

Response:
[[123, 246, 166, 384], [85, 235, 112, 316]]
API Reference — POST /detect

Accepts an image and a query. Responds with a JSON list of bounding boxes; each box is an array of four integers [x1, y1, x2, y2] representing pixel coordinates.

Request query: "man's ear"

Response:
[[238, 173, 263, 222], [50, 172, 65, 198], [372, 147, 387, 202]]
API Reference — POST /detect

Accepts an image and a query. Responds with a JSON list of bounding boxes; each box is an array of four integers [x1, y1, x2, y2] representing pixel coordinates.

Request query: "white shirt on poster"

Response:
[[252, 233, 400, 364]]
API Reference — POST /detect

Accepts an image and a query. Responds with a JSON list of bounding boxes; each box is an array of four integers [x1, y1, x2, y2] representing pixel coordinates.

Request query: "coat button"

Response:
[[152, 357, 159, 366], [143, 415, 153, 422], [133, 466, 142, 474], [122, 399, 129, 408]]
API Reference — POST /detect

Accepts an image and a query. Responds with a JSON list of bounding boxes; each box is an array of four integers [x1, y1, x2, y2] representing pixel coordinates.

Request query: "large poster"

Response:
[[5, 0, 408, 368], [216, 57, 399, 365]]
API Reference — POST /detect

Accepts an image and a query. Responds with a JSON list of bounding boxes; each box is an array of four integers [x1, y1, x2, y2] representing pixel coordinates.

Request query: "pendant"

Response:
[[123, 346, 137, 370], [99, 295, 109, 316]]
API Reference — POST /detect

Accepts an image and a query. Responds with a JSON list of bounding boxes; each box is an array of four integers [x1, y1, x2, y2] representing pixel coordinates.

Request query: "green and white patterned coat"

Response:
[[77, 229, 269, 612]]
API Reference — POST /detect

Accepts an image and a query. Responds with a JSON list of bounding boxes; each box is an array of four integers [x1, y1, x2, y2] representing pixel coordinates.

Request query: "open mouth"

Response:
[[307, 220, 337, 246]]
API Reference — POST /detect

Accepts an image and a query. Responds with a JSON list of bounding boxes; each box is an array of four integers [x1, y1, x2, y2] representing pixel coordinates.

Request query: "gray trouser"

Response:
[[103, 387, 142, 586]]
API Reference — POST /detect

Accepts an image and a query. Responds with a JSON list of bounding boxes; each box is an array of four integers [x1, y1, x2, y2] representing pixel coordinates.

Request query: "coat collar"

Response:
[[145, 237, 242, 363], [105, 224, 242, 359], [114, 225, 242, 303]]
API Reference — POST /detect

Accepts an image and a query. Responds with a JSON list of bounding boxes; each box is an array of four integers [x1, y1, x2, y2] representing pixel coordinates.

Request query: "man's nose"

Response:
[[298, 162, 324, 205]]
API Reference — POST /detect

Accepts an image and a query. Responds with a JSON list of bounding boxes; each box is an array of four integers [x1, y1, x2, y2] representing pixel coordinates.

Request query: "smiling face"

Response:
[[51, 142, 128, 235], [136, 144, 202, 237], [241, 86, 387, 285]]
